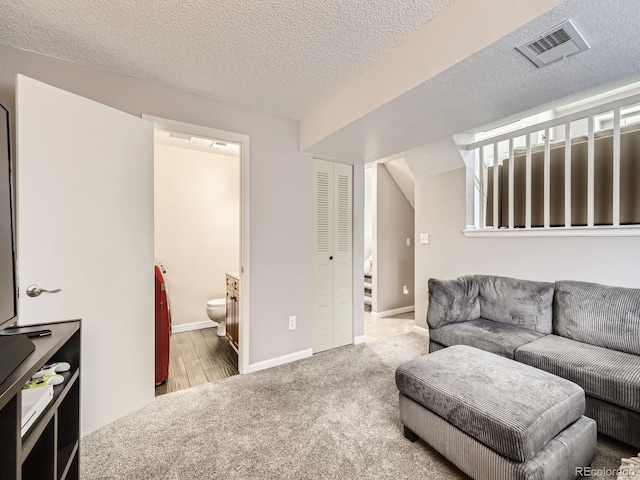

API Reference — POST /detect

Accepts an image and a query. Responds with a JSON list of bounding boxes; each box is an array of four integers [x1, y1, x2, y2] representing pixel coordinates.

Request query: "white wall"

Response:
[[373, 164, 415, 314], [154, 144, 239, 327], [0, 43, 315, 368], [415, 166, 640, 328]]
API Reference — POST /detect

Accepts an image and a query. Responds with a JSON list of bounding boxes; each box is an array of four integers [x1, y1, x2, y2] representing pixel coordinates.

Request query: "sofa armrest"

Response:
[[427, 277, 480, 329]]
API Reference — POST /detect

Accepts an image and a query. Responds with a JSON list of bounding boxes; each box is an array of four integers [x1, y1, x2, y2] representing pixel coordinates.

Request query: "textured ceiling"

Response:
[[306, 0, 640, 163], [0, 0, 453, 119]]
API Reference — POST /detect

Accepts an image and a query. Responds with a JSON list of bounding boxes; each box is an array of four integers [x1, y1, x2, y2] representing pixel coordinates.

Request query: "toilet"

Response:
[[206, 298, 227, 337]]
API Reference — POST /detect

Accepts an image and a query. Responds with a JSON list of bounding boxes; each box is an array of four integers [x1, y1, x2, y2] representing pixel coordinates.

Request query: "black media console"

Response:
[[0, 320, 81, 480]]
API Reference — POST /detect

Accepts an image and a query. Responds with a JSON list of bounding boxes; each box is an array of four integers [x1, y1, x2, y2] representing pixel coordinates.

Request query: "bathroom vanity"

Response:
[[225, 272, 240, 351]]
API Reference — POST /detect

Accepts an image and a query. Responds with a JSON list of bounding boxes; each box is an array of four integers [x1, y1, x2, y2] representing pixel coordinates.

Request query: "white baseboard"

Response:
[[353, 335, 366, 345], [371, 305, 415, 318], [171, 320, 215, 334], [413, 325, 429, 336], [246, 348, 313, 374]]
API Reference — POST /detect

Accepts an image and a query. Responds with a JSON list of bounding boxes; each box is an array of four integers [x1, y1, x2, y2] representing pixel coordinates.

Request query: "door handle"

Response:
[[26, 284, 62, 297]]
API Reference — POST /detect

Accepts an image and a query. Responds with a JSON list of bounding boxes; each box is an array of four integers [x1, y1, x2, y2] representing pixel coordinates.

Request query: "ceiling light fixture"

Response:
[[169, 131, 193, 141]]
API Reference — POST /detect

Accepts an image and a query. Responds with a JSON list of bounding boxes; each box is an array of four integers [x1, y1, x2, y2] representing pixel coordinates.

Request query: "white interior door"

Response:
[[312, 159, 352, 353], [312, 160, 334, 352], [332, 162, 353, 347], [16, 75, 154, 436]]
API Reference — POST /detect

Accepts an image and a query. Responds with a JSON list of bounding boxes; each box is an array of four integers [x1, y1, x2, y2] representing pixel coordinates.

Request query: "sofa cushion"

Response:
[[429, 319, 545, 359], [395, 345, 585, 462], [585, 395, 640, 449], [426, 277, 480, 328], [515, 335, 640, 413], [475, 275, 554, 334], [554, 280, 640, 355]]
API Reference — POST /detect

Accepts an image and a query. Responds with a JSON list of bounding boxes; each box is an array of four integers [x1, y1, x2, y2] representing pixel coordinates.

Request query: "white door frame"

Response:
[[142, 115, 250, 374], [311, 158, 354, 353]]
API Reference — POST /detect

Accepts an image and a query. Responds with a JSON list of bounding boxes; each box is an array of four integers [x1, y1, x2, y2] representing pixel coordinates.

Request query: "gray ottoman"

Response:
[[395, 345, 597, 480]]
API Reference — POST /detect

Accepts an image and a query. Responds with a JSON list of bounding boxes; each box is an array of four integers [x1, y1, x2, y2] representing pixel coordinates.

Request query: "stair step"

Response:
[[364, 296, 372, 305], [364, 282, 372, 289]]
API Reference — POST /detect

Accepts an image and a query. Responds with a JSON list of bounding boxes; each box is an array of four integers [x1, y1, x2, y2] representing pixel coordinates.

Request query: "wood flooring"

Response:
[[155, 328, 238, 396], [155, 311, 411, 396]]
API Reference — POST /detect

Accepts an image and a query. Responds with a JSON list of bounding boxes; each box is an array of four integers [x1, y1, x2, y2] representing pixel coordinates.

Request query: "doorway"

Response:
[[363, 161, 415, 342], [144, 116, 250, 394]]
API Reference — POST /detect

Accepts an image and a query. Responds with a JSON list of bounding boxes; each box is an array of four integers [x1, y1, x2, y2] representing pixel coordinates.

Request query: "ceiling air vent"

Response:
[[516, 20, 590, 68]]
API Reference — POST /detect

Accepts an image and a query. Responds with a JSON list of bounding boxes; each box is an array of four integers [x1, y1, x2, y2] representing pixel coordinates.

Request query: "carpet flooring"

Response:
[[81, 333, 635, 479]]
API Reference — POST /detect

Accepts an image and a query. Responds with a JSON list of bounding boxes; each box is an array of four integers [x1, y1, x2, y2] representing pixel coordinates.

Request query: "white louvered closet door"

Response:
[[312, 159, 353, 353], [332, 162, 353, 348]]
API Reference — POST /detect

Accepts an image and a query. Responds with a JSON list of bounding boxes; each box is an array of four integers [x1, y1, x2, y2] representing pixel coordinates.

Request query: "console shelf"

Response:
[[0, 320, 81, 480]]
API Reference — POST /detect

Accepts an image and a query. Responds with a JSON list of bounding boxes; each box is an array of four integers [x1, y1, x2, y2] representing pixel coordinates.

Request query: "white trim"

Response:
[[143, 115, 251, 375], [564, 122, 572, 227], [478, 148, 485, 229], [543, 128, 550, 228], [371, 305, 415, 318], [246, 348, 313, 374], [413, 326, 429, 336], [239, 134, 251, 375], [142, 115, 250, 144], [463, 226, 640, 237], [466, 91, 640, 150], [508, 137, 514, 229], [492, 142, 498, 229], [171, 321, 215, 333], [525, 134, 532, 229], [353, 335, 366, 345], [612, 108, 621, 226], [587, 116, 595, 227]]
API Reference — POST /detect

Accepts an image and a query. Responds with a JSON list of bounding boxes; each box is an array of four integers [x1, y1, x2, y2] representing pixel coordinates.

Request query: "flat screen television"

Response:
[[0, 104, 17, 329], [0, 103, 34, 386]]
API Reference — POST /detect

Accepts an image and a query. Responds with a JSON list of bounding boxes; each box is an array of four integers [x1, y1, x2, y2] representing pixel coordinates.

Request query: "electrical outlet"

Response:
[[288, 315, 296, 331], [403, 285, 409, 295], [406, 237, 411, 246], [420, 233, 430, 245]]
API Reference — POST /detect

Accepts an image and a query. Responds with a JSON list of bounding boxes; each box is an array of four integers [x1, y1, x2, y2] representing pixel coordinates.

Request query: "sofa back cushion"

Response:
[[554, 280, 640, 355], [427, 277, 480, 328], [476, 275, 554, 334]]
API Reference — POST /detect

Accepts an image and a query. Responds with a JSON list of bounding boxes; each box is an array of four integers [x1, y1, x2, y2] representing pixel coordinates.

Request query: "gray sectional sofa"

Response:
[[427, 275, 640, 449]]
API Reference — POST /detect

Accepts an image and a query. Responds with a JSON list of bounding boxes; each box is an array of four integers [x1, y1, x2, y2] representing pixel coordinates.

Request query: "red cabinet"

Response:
[[154, 265, 170, 385]]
